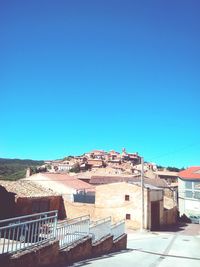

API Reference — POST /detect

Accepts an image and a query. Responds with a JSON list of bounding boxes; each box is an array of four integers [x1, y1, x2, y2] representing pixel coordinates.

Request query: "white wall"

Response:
[[178, 178, 200, 216], [25, 173, 75, 201]]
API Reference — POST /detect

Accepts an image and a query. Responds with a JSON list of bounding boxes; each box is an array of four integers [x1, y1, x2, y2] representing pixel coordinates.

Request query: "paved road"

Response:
[[70, 223, 200, 267]]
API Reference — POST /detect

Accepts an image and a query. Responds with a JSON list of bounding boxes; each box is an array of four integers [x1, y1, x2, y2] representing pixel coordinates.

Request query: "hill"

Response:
[[0, 158, 44, 181]]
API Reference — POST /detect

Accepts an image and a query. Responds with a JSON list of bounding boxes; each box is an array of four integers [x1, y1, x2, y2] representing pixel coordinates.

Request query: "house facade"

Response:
[[26, 173, 95, 203], [156, 170, 178, 184], [178, 167, 200, 217], [0, 180, 66, 220], [95, 182, 164, 230]]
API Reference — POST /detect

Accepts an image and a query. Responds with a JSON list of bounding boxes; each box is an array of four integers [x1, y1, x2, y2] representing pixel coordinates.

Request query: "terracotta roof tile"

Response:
[[0, 180, 58, 197], [90, 175, 169, 188], [39, 173, 95, 191], [179, 167, 200, 180]]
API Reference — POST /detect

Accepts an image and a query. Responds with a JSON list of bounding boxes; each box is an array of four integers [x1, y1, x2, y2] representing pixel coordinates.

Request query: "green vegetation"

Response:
[[157, 165, 185, 172], [63, 156, 74, 161], [69, 163, 80, 173], [0, 158, 44, 181], [166, 166, 185, 172]]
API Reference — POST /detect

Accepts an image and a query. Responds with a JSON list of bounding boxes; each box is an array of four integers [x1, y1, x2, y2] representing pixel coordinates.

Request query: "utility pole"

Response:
[[140, 157, 144, 231]]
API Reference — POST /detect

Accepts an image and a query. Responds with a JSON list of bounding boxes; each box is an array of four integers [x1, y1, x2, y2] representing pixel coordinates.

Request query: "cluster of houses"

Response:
[[0, 149, 200, 233], [45, 149, 143, 174]]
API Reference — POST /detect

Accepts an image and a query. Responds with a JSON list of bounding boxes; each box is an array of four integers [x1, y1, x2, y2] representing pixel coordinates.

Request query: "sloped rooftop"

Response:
[[0, 180, 59, 197], [27, 173, 95, 192], [90, 175, 169, 188], [179, 167, 200, 180]]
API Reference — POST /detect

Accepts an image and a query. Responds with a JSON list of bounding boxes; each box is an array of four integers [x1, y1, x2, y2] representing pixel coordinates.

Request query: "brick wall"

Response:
[[1, 234, 127, 267], [92, 235, 113, 257], [7, 241, 59, 267], [58, 234, 127, 266], [58, 237, 93, 266], [112, 234, 127, 252], [15, 196, 66, 219]]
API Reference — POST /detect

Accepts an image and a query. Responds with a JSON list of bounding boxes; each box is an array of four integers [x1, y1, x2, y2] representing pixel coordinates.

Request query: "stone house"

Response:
[[156, 170, 178, 184], [0, 180, 66, 220], [95, 182, 164, 230], [87, 159, 105, 168]]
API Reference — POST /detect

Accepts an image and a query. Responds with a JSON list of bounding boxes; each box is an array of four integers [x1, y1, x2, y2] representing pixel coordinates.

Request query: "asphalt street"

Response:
[[70, 223, 200, 267]]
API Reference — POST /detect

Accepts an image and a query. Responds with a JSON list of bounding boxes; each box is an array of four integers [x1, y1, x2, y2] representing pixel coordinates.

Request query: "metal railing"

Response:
[[89, 217, 111, 243], [0, 211, 126, 254], [0, 211, 58, 254], [111, 220, 125, 240], [56, 215, 90, 249]]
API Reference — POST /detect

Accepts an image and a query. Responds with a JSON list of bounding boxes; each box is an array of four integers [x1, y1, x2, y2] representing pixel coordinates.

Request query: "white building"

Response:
[[24, 173, 95, 202], [178, 167, 200, 217]]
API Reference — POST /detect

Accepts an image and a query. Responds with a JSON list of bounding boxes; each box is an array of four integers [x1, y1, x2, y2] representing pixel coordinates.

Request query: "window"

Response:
[[126, 214, 131, 220], [194, 182, 200, 190], [185, 190, 193, 198], [125, 195, 130, 201], [185, 181, 192, 189], [184, 181, 200, 200], [194, 191, 200, 199]]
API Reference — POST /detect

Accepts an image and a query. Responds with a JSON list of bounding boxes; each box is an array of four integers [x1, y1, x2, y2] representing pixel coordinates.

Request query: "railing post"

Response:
[[0, 210, 58, 255]]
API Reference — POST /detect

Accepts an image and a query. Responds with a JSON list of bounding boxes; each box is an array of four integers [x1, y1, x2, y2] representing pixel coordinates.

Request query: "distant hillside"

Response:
[[0, 158, 44, 181]]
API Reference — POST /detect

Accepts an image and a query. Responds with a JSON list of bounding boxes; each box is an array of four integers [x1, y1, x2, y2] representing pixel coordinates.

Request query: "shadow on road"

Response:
[[158, 222, 189, 233], [69, 249, 132, 266]]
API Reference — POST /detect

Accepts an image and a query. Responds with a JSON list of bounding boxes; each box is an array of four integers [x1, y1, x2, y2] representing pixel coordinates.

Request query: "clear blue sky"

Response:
[[1, 0, 200, 168]]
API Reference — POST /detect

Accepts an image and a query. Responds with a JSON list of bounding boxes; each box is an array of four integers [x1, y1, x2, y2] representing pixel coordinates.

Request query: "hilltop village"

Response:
[[2, 149, 180, 228], [44, 148, 170, 177], [0, 149, 200, 267]]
